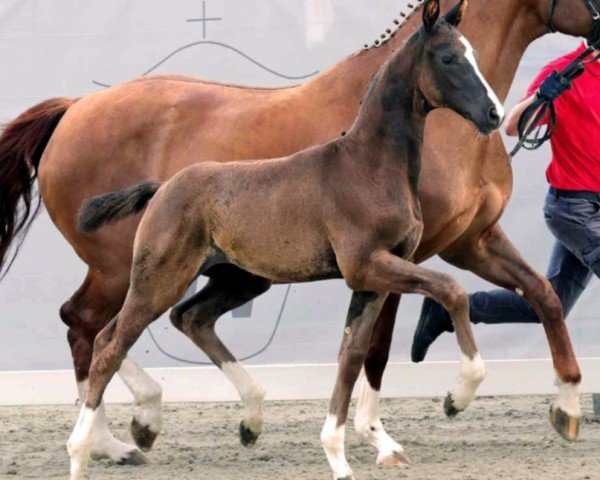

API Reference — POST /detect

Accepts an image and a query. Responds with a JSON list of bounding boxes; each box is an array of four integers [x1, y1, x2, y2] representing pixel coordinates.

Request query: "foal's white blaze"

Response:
[[221, 361, 266, 434], [354, 376, 406, 465], [554, 376, 582, 417], [68, 406, 98, 480], [77, 381, 139, 462], [459, 36, 505, 121], [118, 357, 163, 433], [452, 352, 486, 411], [321, 414, 353, 479]]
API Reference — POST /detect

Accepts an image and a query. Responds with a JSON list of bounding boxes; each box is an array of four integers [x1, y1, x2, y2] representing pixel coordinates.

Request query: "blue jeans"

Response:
[[468, 189, 600, 325]]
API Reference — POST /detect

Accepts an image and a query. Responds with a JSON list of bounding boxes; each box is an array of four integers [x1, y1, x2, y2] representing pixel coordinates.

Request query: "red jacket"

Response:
[[525, 43, 600, 192]]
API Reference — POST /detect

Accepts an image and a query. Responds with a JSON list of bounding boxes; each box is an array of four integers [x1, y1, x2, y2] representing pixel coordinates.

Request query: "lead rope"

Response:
[[509, 0, 600, 159], [509, 46, 600, 159]]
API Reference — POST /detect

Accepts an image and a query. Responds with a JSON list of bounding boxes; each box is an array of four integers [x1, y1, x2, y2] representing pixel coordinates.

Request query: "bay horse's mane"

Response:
[[363, 0, 425, 50], [130, 1, 426, 92]]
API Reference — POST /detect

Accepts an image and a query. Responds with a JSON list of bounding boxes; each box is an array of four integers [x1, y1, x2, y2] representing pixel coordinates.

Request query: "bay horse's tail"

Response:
[[78, 181, 163, 234], [0, 97, 75, 277]]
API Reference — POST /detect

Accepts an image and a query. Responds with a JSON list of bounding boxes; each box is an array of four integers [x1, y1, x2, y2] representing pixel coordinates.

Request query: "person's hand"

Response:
[[536, 70, 572, 100]]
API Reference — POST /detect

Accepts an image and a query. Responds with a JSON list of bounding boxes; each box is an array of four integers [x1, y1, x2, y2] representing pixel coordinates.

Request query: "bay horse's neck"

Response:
[[305, 0, 544, 111], [461, 0, 546, 100]]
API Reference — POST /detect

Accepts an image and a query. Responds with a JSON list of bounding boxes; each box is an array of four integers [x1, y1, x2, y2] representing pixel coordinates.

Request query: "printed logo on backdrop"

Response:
[[92, 0, 320, 88]]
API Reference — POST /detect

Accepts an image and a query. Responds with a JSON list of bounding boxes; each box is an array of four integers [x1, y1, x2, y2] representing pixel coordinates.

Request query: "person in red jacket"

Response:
[[412, 42, 600, 361]]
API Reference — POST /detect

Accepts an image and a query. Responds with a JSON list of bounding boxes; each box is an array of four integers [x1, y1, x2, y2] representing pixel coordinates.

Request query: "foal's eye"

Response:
[[442, 54, 454, 65]]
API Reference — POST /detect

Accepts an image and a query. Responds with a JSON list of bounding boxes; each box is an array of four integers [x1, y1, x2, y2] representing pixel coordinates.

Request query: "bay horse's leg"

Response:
[[440, 225, 581, 440], [60, 272, 151, 465], [169, 265, 271, 447], [354, 294, 413, 468], [321, 291, 387, 480], [117, 357, 163, 451], [347, 251, 486, 416]]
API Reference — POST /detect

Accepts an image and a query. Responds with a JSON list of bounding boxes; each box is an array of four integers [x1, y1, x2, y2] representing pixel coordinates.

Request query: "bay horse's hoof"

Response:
[[443, 392, 460, 417], [550, 406, 580, 441], [131, 418, 159, 451], [377, 449, 413, 468], [239, 420, 260, 447], [116, 448, 149, 466]]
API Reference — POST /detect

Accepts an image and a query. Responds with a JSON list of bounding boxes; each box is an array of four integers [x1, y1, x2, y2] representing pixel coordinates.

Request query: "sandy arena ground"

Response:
[[0, 394, 599, 480]]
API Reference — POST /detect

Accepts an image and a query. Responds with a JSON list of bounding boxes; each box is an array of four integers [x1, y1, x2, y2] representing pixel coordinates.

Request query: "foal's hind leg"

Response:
[[61, 271, 151, 465], [68, 219, 206, 480], [321, 291, 388, 480], [354, 294, 413, 468], [170, 265, 271, 447]]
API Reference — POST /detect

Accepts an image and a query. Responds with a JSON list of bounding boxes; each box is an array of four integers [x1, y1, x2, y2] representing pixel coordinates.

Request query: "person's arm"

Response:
[[504, 94, 538, 137], [505, 70, 572, 137]]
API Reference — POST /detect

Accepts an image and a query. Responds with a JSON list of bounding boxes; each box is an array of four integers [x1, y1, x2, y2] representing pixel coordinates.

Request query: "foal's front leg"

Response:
[[349, 251, 486, 416], [440, 225, 581, 440], [322, 291, 388, 480]]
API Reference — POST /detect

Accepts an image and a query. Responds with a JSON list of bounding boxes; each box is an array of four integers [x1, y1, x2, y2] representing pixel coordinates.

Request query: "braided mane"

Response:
[[363, 0, 425, 49]]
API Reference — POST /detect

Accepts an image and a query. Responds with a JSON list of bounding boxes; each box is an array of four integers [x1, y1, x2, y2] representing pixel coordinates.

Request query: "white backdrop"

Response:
[[0, 0, 597, 375]]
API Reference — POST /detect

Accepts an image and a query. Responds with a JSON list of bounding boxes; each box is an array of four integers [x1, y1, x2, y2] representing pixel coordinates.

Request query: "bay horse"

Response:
[[67, 2, 502, 479], [0, 0, 593, 466]]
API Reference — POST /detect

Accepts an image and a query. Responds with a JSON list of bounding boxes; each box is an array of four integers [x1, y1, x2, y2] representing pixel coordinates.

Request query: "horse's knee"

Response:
[[170, 305, 213, 341], [530, 277, 563, 322], [543, 287, 563, 321], [344, 268, 369, 292], [169, 306, 185, 332], [440, 277, 468, 314], [60, 300, 78, 328]]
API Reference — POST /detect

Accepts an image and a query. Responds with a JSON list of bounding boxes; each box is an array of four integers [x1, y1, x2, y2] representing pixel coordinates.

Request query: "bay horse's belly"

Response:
[[37, 77, 352, 275]]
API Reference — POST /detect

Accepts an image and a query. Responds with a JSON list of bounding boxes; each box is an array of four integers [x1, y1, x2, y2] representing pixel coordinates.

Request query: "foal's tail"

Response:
[[78, 181, 163, 233], [0, 97, 75, 278]]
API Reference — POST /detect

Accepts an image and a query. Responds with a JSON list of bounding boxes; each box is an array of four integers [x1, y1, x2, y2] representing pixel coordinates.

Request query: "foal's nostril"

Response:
[[488, 106, 501, 124]]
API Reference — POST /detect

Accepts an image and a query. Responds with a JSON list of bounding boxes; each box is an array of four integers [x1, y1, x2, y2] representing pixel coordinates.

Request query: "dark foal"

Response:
[[70, 1, 502, 479]]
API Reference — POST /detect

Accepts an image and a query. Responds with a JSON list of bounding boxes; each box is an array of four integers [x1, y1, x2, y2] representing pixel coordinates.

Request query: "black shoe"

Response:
[[411, 297, 454, 363]]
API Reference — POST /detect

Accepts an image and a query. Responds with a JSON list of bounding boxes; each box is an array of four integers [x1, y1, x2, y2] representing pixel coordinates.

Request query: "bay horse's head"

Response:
[[416, 0, 505, 135]]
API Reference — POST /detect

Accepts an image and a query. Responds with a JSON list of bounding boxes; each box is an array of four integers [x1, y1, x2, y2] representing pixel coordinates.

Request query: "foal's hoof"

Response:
[[550, 406, 580, 441], [117, 448, 149, 466], [131, 418, 159, 451], [444, 392, 461, 418], [377, 449, 413, 468], [239, 420, 260, 447], [337, 477, 355, 480]]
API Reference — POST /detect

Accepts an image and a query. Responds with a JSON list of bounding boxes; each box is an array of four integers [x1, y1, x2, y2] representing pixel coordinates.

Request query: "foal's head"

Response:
[[416, 0, 505, 134]]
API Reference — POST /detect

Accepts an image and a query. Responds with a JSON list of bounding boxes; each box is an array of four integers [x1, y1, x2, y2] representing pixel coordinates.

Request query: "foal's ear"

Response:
[[423, 0, 441, 33], [444, 0, 469, 26]]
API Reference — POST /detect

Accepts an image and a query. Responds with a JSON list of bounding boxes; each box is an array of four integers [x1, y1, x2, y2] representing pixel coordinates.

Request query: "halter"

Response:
[[509, 0, 600, 159], [548, 0, 600, 46]]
